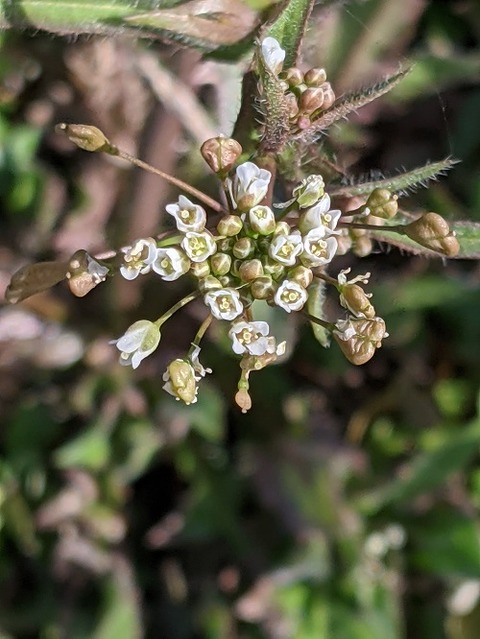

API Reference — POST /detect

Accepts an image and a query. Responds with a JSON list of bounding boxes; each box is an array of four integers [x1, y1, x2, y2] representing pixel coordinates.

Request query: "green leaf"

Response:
[[54, 426, 110, 471], [450, 221, 480, 259], [264, 0, 314, 67], [359, 416, 480, 514], [93, 564, 142, 639], [307, 280, 330, 348], [126, 0, 259, 50]]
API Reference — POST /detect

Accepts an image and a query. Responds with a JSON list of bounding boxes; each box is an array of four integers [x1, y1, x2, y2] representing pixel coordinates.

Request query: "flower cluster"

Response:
[[5, 37, 460, 412]]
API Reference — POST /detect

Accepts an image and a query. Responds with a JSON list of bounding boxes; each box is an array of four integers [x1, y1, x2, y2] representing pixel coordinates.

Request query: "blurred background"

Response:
[[1, 0, 480, 637]]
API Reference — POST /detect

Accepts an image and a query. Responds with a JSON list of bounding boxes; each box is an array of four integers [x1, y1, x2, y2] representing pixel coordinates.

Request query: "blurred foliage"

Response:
[[1, 1, 480, 638]]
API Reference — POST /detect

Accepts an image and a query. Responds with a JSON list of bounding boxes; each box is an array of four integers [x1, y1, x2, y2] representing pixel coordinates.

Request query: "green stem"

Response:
[[156, 290, 201, 327], [303, 312, 334, 331], [340, 221, 404, 233], [189, 315, 213, 352]]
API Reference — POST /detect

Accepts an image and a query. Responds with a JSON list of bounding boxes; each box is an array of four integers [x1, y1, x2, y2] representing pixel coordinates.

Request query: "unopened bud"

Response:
[[319, 82, 335, 110], [289, 265, 313, 289], [210, 252, 232, 276], [198, 275, 222, 292], [217, 214, 243, 237], [190, 261, 210, 279], [233, 237, 255, 259], [304, 67, 327, 87], [67, 249, 109, 297], [284, 92, 300, 118], [366, 188, 398, 219], [282, 67, 304, 87], [299, 87, 325, 114], [293, 175, 325, 208], [263, 257, 286, 279], [164, 359, 197, 405], [200, 136, 242, 176], [56, 123, 111, 153], [334, 317, 388, 365], [340, 284, 375, 319], [235, 387, 252, 413], [248, 205, 276, 235], [238, 259, 263, 282], [250, 276, 275, 300], [403, 212, 459, 257], [273, 221, 291, 237]]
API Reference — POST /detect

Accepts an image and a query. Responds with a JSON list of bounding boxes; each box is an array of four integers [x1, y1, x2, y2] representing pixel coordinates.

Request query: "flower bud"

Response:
[[260, 37, 286, 75], [67, 249, 109, 297], [299, 87, 325, 114], [304, 67, 327, 87], [235, 387, 252, 413], [238, 259, 264, 282], [55, 123, 111, 152], [200, 136, 242, 176], [217, 214, 243, 237], [334, 317, 388, 365], [248, 205, 276, 235], [210, 252, 232, 276], [190, 260, 210, 279], [289, 265, 313, 289], [217, 237, 234, 253], [319, 83, 335, 110], [284, 92, 300, 118], [233, 237, 255, 259], [163, 359, 198, 405], [198, 275, 222, 292], [250, 276, 275, 300], [340, 284, 375, 319], [403, 212, 459, 257], [282, 67, 304, 87], [218, 275, 234, 287], [273, 221, 291, 237], [293, 175, 325, 208], [263, 258, 286, 279], [366, 188, 398, 219]]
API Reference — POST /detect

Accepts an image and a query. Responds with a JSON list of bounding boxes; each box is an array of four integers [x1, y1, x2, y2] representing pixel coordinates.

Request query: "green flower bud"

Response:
[[199, 275, 222, 292], [273, 221, 291, 237], [263, 257, 286, 279], [210, 252, 232, 276], [200, 136, 242, 176], [288, 265, 313, 289], [304, 67, 327, 87], [218, 275, 234, 287], [56, 123, 111, 153], [366, 188, 399, 219], [190, 260, 210, 279], [217, 214, 243, 237], [238, 259, 264, 282], [217, 237, 234, 253], [233, 237, 255, 259], [250, 276, 275, 300], [403, 212, 459, 257]]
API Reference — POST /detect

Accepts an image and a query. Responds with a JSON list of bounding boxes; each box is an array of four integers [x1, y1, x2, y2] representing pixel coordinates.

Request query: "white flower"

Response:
[[111, 320, 161, 369], [229, 321, 277, 356], [166, 195, 207, 233], [204, 288, 243, 321], [298, 195, 341, 235], [85, 255, 109, 283], [293, 175, 325, 208], [248, 205, 276, 235], [181, 230, 217, 263], [189, 344, 212, 377], [269, 233, 303, 266], [337, 268, 371, 287], [260, 37, 285, 74], [234, 162, 271, 210], [301, 229, 338, 266], [274, 280, 308, 313], [152, 247, 190, 281], [120, 238, 157, 280]]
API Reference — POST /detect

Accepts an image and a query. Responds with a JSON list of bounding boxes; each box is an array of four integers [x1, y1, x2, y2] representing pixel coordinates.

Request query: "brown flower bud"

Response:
[[319, 83, 335, 110], [235, 388, 252, 414], [282, 67, 304, 87], [55, 123, 111, 153], [67, 250, 109, 297], [366, 188, 398, 219], [284, 92, 300, 118], [217, 214, 243, 237], [238, 259, 263, 282], [200, 136, 242, 176], [334, 317, 388, 365], [232, 237, 255, 259], [190, 261, 210, 279], [403, 212, 459, 257], [289, 265, 313, 289], [298, 87, 325, 114], [250, 276, 275, 300], [304, 67, 327, 87], [210, 252, 232, 276], [198, 275, 222, 292]]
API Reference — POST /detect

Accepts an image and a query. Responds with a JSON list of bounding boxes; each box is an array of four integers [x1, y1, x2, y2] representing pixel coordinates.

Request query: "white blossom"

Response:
[[298, 195, 341, 235], [269, 232, 303, 266], [229, 321, 277, 356], [301, 229, 338, 266], [181, 230, 217, 263], [189, 344, 212, 378], [234, 162, 271, 210], [111, 320, 161, 369], [152, 247, 190, 281], [274, 280, 308, 313], [337, 268, 371, 287], [260, 37, 285, 74], [293, 175, 325, 208], [120, 238, 157, 280], [85, 255, 109, 283], [166, 195, 207, 233], [204, 288, 243, 321], [248, 205, 276, 235]]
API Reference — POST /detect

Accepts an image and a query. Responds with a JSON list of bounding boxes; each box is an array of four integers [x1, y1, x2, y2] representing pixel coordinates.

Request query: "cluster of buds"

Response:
[[5, 37, 460, 412], [259, 37, 336, 131]]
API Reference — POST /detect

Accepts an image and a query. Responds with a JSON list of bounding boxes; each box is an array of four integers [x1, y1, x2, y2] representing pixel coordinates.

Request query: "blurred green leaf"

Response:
[[93, 564, 142, 639], [54, 426, 110, 471]]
